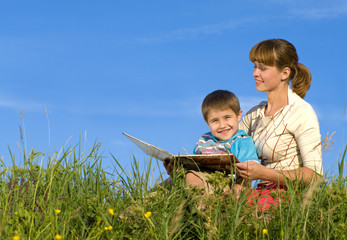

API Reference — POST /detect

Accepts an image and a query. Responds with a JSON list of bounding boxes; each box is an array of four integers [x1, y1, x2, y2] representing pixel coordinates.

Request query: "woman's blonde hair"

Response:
[[249, 39, 311, 98]]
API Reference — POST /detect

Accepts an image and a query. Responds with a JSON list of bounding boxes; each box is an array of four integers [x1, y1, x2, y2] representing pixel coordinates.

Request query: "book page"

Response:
[[123, 133, 174, 161], [123, 133, 239, 172]]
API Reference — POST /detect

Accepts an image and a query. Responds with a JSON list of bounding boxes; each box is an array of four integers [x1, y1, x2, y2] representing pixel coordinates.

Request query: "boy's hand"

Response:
[[163, 157, 175, 177]]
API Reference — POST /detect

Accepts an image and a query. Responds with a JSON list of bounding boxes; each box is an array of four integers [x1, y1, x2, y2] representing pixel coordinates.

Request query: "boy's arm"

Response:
[[234, 137, 258, 162], [231, 137, 258, 190], [192, 142, 200, 154], [193, 133, 210, 154]]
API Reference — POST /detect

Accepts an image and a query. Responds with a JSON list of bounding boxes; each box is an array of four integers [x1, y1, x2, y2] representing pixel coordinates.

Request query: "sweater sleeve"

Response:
[[288, 103, 323, 175], [193, 140, 200, 154], [233, 137, 259, 162]]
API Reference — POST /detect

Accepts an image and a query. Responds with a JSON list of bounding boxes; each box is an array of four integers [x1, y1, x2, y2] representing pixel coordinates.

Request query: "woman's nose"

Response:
[[253, 68, 259, 77]]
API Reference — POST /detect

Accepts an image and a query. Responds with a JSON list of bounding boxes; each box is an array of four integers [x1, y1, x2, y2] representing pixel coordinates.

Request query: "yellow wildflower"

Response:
[[262, 228, 268, 235], [104, 227, 108, 231], [144, 211, 151, 218], [107, 208, 114, 215], [55, 234, 62, 240], [13, 236, 20, 240], [14, 212, 18, 215], [55, 209, 61, 215], [108, 226, 113, 230]]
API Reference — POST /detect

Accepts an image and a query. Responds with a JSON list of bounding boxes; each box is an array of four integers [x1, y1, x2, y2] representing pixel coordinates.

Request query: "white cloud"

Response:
[[290, 3, 347, 19], [65, 96, 202, 119], [136, 17, 261, 44], [0, 99, 17, 108], [135, 1, 347, 44], [110, 140, 128, 146], [0, 95, 44, 112], [63, 95, 264, 121], [312, 103, 346, 123], [239, 96, 264, 113]]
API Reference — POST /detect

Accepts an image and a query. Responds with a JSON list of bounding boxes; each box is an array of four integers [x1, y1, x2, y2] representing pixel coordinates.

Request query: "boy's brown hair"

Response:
[[202, 90, 241, 122]]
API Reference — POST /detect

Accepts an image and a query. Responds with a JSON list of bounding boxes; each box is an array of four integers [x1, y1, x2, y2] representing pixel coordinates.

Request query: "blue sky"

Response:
[[1, 0, 346, 180]]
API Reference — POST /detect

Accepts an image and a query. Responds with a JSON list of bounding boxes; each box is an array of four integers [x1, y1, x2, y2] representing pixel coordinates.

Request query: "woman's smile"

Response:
[[255, 79, 263, 85]]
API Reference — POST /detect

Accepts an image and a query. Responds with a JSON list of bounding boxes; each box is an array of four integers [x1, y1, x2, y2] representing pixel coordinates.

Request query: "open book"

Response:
[[123, 132, 239, 172]]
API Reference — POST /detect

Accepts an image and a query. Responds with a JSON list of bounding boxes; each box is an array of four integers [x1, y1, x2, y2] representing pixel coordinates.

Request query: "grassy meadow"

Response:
[[0, 139, 346, 240]]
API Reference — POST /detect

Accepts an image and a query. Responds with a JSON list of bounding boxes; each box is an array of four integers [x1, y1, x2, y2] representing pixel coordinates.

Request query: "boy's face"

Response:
[[206, 108, 242, 141]]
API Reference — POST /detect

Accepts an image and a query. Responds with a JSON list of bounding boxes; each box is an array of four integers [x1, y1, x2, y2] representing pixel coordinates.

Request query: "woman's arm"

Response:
[[235, 161, 322, 185]]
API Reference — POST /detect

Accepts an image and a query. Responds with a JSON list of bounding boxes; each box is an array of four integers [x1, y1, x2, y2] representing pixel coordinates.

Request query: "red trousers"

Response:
[[246, 183, 287, 211]]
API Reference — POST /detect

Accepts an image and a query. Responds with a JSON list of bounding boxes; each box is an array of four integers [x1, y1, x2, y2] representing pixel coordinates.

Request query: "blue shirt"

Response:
[[193, 129, 259, 162]]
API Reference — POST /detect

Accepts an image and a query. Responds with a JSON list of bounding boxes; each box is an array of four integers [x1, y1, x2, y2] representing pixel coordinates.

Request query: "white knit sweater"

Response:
[[240, 88, 323, 178]]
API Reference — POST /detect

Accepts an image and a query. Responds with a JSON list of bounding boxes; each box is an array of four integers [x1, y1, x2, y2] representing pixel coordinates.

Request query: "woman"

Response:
[[164, 39, 323, 210], [235, 39, 323, 210]]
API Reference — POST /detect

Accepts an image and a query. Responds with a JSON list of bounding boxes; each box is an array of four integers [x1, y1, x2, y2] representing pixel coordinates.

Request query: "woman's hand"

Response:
[[235, 162, 322, 185], [235, 161, 265, 181]]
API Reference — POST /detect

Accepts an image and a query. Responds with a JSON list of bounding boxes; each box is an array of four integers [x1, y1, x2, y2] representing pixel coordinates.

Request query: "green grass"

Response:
[[0, 142, 346, 240]]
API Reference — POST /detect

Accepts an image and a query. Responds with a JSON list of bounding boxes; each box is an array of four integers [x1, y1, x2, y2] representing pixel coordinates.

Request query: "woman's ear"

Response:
[[281, 67, 291, 81]]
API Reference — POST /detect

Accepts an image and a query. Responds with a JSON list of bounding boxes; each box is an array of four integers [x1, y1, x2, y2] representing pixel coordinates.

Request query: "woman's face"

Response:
[[252, 61, 287, 93]]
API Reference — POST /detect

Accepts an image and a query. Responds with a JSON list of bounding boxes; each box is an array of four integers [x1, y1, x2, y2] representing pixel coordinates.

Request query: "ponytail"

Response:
[[291, 63, 311, 98]]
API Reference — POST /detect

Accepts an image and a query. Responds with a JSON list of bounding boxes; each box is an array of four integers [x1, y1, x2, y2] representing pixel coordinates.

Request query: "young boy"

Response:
[[185, 90, 259, 193]]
